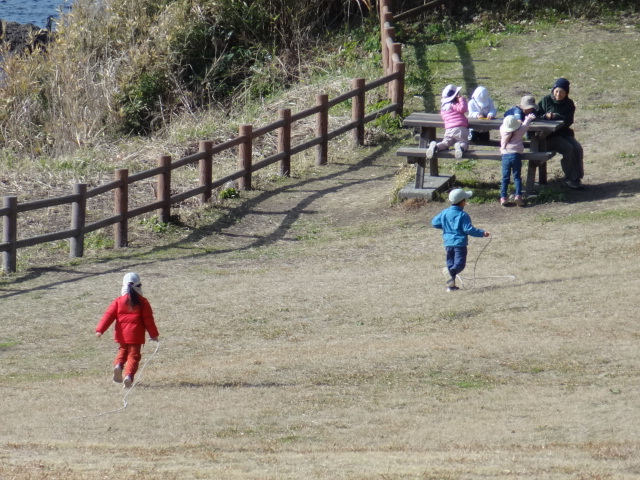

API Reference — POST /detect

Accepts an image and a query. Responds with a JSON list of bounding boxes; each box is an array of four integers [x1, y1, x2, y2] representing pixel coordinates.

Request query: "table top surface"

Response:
[[403, 112, 564, 133]]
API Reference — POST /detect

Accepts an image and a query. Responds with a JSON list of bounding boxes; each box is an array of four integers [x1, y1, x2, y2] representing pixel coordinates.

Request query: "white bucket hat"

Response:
[[502, 115, 521, 133], [441, 84, 462, 106], [449, 188, 472, 204]]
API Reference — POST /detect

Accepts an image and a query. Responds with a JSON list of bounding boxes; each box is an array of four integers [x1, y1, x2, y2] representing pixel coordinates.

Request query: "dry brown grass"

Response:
[[2, 20, 640, 479]]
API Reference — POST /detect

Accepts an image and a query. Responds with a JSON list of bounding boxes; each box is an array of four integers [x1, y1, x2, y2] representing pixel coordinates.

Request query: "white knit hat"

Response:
[[121, 272, 143, 296]]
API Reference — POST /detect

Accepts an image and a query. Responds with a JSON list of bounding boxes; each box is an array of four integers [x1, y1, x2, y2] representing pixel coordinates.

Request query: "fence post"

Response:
[[2, 196, 17, 273], [383, 9, 394, 75], [352, 78, 365, 146], [238, 124, 252, 190], [278, 109, 291, 177], [379, 0, 389, 74], [391, 46, 405, 117], [70, 183, 87, 259], [114, 168, 128, 248], [316, 94, 328, 166], [199, 140, 213, 203], [157, 155, 171, 224]]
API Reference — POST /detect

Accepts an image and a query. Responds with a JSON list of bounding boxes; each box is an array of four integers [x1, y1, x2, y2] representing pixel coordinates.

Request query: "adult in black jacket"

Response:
[[536, 78, 584, 189]]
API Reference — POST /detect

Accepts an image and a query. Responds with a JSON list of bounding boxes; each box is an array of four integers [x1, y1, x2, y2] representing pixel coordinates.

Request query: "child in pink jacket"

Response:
[[499, 113, 536, 206], [96, 272, 159, 388], [426, 85, 469, 160]]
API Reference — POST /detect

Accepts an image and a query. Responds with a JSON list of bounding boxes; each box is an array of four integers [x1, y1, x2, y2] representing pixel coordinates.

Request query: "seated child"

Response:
[[468, 86, 497, 142], [504, 94, 537, 121], [426, 85, 469, 160]]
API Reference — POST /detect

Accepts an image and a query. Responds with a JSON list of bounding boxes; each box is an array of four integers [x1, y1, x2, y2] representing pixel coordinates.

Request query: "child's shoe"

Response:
[[113, 365, 123, 383], [123, 375, 133, 389], [500, 197, 508, 206], [454, 142, 464, 159], [447, 285, 460, 292], [514, 195, 525, 207], [426, 141, 437, 159]]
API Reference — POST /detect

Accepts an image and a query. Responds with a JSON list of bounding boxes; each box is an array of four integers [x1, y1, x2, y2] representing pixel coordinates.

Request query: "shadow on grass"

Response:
[[0, 141, 398, 298]]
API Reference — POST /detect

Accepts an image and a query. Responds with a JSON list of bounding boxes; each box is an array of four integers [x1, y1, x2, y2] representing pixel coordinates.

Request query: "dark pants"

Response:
[[546, 135, 584, 181], [469, 130, 490, 142], [445, 246, 468, 278], [501, 152, 522, 198]]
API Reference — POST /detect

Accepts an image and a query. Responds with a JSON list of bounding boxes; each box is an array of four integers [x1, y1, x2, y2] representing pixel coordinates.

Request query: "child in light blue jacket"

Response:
[[432, 189, 490, 291]]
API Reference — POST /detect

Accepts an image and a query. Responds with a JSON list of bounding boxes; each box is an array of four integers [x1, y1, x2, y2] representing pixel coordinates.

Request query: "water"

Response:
[[0, 0, 72, 28]]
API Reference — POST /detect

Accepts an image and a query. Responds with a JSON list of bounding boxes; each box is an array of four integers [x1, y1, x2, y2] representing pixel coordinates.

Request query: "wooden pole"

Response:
[[316, 94, 328, 166], [379, 0, 388, 73], [383, 9, 394, 75], [2, 196, 17, 273], [238, 124, 252, 190], [199, 140, 213, 203], [278, 108, 291, 177], [70, 183, 87, 259], [391, 47, 405, 117], [352, 78, 365, 146], [114, 169, 128, 248], [157, 155, 171, 224]]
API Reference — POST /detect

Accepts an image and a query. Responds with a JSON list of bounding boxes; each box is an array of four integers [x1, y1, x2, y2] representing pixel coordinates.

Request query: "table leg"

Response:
[[538, 135, 548, 185], [525, 161, 538, 196], [527, 133, 541, 193], [424, 127, 440, 177], [414, 127, 428, 188]]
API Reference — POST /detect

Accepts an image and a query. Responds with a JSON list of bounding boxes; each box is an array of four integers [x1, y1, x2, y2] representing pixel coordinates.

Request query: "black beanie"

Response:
[[552, 77, 570, 94]]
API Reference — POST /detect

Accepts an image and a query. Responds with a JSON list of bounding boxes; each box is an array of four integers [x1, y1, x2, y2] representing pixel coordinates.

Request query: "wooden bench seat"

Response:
[[396, 147, 556, 196], [396, 147, 553, 163]]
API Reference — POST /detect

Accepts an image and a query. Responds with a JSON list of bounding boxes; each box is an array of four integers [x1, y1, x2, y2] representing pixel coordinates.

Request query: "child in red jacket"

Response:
[[96, 272, 159, 388]]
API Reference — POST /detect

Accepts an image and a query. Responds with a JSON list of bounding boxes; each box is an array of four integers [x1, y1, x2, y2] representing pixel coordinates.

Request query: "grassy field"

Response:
[[2, 18, 640, 479]]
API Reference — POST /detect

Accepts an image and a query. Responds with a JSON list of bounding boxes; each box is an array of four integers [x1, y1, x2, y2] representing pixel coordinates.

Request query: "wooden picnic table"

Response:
[[400, 112, 565, 196]]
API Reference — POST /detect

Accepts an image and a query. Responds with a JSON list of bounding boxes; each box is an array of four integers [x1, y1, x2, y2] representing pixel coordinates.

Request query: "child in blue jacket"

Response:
[[432, 189, 490, 291]]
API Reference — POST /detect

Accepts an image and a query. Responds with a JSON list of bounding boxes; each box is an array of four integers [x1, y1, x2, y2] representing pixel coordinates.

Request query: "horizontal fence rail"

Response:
[[1, 64, 405, 273]]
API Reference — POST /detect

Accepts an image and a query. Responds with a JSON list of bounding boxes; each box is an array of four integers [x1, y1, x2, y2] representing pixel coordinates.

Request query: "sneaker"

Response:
[[500, 197, 508, 206], [426, 141, 437, 159], [514, 195, 525, 207], [446, 277, 456, 289], [113, 365, 123, 383], [564, 179, 581, 189], [123, 375, 133, 389], [447, 286, 460, 292], [454, 142, 464, 159]]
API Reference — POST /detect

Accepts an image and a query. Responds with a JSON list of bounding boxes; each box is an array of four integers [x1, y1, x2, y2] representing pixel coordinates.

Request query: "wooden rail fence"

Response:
[[1, 66, 405, 273]]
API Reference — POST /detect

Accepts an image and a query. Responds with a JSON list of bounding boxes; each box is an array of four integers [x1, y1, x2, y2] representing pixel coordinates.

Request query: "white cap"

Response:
[[449, 188, 472, 204]]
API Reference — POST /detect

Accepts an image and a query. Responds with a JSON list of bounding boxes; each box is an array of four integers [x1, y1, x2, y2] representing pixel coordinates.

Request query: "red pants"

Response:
[[114, 344, 142, 378]]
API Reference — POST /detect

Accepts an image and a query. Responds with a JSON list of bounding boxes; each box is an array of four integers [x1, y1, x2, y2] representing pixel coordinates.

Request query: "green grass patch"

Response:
[[0, 340, 20, 350], [536, 209, 640, 224]]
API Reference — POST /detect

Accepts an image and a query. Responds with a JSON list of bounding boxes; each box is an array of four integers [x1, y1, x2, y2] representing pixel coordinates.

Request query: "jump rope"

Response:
[[450, 235, 516, 290], [71, 340, 160, 420], [71, 238, 498, 419]]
